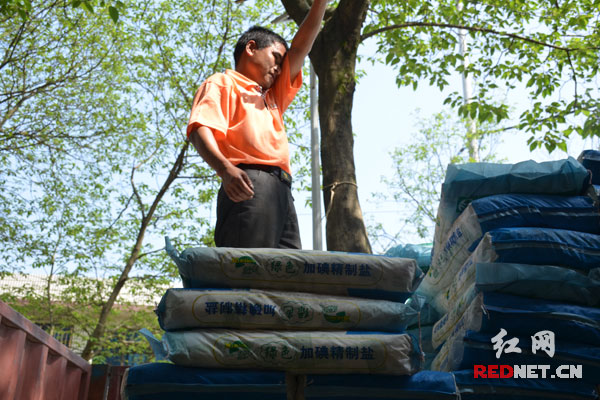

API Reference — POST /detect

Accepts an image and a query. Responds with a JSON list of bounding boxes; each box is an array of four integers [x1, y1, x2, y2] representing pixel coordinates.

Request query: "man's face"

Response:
[[243, 40, 286, 89]]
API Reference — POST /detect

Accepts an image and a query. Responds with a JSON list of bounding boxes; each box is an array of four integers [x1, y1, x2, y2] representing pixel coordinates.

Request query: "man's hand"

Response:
[[189, 125, 254, 202], [220, 164, 255, 202]]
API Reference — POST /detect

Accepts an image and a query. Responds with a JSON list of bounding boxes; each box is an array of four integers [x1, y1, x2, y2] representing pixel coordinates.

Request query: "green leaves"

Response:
[[0, 0, 125, 22], [108, 5, 118, 22], [0, 0, 32, 19], [1, 0, 294, 361], [70, 0, 124, 22], [456, 99, 509, 125], [368, 0, 600, 152]]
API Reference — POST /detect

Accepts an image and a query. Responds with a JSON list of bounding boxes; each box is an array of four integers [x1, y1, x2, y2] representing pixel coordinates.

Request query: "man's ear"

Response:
[[245, 40, 257, 57]]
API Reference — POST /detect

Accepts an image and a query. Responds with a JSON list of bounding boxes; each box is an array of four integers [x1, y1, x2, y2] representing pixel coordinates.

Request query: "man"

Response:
[[187, 1, 327, 249]]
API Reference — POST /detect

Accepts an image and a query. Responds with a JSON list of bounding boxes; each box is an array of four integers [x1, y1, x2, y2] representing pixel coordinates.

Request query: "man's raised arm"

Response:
[[287, 0, 328, 80]]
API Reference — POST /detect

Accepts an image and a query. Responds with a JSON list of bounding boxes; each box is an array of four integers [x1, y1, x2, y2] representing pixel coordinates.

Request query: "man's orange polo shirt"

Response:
[[187, 56, 302, 174]]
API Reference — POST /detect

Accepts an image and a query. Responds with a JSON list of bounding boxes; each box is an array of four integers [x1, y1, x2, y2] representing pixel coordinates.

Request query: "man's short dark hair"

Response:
[[233, 26, 288, 67]]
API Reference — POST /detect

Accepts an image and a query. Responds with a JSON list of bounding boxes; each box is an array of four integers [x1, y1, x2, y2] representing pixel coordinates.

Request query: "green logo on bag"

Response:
[[323, 312, 350, 324], [267, 258, 299, 277], [321, 305, 337, 313], [320, 305, 350, 324], [281, 301, 314, 323], [232, 256, 258, 274], [224, 340, 251, 359], [260, 341, 296, 364], [233, 256, 256, 268]]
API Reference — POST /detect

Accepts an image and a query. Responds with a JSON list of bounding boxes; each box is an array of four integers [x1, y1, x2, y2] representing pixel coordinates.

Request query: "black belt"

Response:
[[237, 163, 292, 188]]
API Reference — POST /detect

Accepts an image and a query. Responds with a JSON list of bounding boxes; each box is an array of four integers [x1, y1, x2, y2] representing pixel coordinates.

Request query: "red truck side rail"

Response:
[[0, 300, 92, 400]]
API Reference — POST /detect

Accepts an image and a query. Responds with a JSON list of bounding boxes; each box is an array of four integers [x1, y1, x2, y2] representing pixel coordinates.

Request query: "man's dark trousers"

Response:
[[215, 167, 301, 249]]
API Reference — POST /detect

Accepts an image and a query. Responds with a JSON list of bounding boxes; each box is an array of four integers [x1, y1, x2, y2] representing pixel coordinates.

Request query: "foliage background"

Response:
[[0, 0, 312, 362], [1, 0, 599, 361]]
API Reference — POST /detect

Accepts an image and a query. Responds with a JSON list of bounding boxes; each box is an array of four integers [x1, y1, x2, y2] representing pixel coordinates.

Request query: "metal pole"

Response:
[[457, 0, 480, 161], [310, 63, 323, 250]]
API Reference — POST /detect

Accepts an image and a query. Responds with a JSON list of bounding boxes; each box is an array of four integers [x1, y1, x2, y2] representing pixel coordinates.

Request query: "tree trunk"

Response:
[[282, 0, 372, 253]]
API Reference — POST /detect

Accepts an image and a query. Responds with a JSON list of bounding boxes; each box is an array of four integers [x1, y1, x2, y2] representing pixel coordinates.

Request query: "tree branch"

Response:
[[360, 21, 599, 52], [130, 165, 146, 220], [81, 141, 190, 360], [279, 0, 310, 25], [565, 49, 578, 106]]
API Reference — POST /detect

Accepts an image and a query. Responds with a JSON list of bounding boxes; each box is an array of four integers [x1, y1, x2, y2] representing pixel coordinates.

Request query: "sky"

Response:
[[291, 40, 600, 254]]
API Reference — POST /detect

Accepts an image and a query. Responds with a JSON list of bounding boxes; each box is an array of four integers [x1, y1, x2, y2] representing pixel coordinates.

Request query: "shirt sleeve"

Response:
[[271, 55, 303, 114], [186, 77, 231, 139]]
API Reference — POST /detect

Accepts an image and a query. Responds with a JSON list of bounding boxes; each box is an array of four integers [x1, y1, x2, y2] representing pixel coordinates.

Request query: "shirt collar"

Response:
[[225, 69, 265, 93]]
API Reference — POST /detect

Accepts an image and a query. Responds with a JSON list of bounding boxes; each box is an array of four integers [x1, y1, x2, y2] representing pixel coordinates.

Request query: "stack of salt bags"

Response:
[[123, 363, 291, 400], [123, 366, 462, 400], [579, 149, 600, 197], [385, 243, 439, 370], [441, 293, 600, 399], [385, 243, 432, 274], [132, 238, 441, 399], [299, 371, 459, 400], [420, 157, 600, 397], [424, 156, 592, 299]]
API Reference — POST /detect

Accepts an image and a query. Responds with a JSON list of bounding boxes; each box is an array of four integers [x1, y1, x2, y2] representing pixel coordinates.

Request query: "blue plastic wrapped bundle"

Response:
[[453, 370, 599, 400], [469, 293, 600, 345], [423, 227, 600, 301], [452, 331, 600, 384], [431, 264, 600, 365], [384, 243, 433, 273], [434, 259, 600, 313], [423, 195, 600, 298], [481, 227, 600, 270], [432, 157, 591, 261], [122, 363, 289, 400], [578, 149, 600, 185], [302, 371, 459, 399], [432, 292, 600, 367], [475, 262, 600, 307], [123, 364, 461, 400]]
